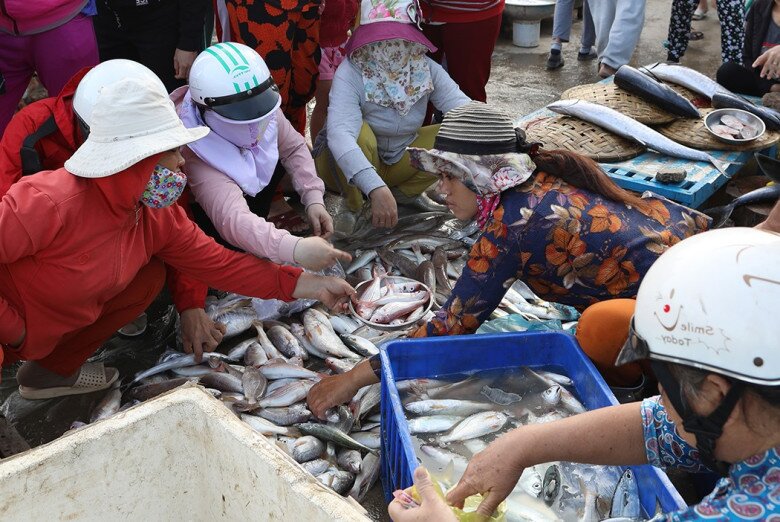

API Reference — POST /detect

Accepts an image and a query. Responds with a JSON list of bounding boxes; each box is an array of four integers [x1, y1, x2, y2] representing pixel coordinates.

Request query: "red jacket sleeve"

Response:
[[0, 107, 38, 196], [166, 194, 209, 312], [156, 203, 303, 301]]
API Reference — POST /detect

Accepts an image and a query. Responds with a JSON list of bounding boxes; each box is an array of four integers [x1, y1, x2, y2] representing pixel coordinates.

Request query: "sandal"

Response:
[[691, 7, 707, 20], [268, 209, 311, 235], [687, 30, 704, 41], [117, 313, 147, 337], [19, 362, 119, 400]]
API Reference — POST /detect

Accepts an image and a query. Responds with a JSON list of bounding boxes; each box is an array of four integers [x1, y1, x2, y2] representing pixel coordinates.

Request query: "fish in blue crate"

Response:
[[389, 229, 780, 522]]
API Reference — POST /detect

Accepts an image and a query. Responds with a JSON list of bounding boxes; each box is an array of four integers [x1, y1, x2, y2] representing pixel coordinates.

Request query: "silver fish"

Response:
[[339, 334, 379, 357], [353, 383, 381, 422], [240, 414, 299, 437], [481, 384, 522, 405], [256, 403, 311, 426], [171, 365, 217, 377], [548, 99, 728, 174], [257, 379, 315, 408], [346, 250, 378, 275], [303, 310, 359, 359], [370, 297, 429, 324], [207, 298, 256, 338], [292, 435, 326, 463], [290, 322, 329, 359], [325, 357, 358, 374], [542, 385, 562, 406], [610, 468, 641, 518], [405, 399, 493, 416], [199, 372, 244, 394], [462, 438, 488, 456], [258, 360, 320, 380], [337, 448, 363, 474], [318, 467, 355, 495], [254, 322, 285, 360], [302, 458, 330, 475], [329, 314, 360, 335], [419, 445, 469, 476], [129, 352, 230, 385], [264, 377, 299, 395], [518, 466, 543, 498], [90, 388, 122, 423], [296, 423, 377, 453], [349, 430, 380, 450], [127, 377, 192, 401], [241, 366, 267, 403], [539, 371, 573, 387], [408, 415, 464, 434], [439, 411, 508, 443], [348, 453, 381, 502], [640, 62, 726, 99], [267, 325, 309, 360], [244, 341, 269, 367]]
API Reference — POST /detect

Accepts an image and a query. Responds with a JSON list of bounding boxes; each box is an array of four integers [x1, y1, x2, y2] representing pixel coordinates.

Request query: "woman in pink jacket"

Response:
[[0, 0, 99, 135]]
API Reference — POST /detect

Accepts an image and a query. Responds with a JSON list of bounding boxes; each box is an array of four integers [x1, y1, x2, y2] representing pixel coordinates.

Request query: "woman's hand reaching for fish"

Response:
[[292, 273, 356, 312], [754, 46, 780, 80], [446, 429, 527, 518], [305, 203, 335, 238], [388, 467, 456, 522], [369, 186, 398, 229], [180, 308, 226, 363], [293, 237, 352, 271], [307, 359, 378, 419]]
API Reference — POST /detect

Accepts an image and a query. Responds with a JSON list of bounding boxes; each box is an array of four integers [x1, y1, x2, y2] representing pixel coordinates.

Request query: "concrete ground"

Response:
[[486, 0, 723, 118]]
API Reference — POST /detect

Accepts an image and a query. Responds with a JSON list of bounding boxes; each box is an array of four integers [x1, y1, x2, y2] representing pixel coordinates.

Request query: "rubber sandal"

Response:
[[691, 8, 707, 20], [268, 209, 311, 234], [687, 31, 704, 41], [117, 313, 147, 337], [18, 362, 119, 400]]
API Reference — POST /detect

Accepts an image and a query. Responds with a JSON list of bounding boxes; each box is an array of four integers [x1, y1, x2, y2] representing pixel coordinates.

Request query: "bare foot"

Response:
[[599, 63, 618, 79]]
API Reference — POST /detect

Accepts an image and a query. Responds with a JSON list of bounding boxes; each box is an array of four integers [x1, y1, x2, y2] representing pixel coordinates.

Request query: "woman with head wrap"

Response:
[[307, 102, 711, 418]]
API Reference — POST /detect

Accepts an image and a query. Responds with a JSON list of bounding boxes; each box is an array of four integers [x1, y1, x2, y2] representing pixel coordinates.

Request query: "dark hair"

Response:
[[531, 149, 663, 223]]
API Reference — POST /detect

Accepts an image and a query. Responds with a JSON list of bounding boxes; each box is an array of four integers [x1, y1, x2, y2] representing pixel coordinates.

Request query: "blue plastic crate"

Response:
[[379, 331, 686, 517]]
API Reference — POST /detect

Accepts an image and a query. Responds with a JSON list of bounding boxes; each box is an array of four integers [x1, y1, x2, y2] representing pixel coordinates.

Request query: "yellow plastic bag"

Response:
[[407, 481, 507, 522]]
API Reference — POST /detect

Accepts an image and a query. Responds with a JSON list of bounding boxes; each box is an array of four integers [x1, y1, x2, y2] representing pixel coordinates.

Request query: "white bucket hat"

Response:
[[65, 77, 209, 178]]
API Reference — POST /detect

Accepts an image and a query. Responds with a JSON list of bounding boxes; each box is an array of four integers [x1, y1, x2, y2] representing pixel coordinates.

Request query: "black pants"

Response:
[[93, 1, 184, 92], [716, 61, 777, 97], [190, 163, 286, 252]]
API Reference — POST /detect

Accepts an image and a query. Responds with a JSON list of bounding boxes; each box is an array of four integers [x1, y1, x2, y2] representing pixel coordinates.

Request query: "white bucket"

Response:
[[0, 386, 369, 521], [512, 20, 541, 48]]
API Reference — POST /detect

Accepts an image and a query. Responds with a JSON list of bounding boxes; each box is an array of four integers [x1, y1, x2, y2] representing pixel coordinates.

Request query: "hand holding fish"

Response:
[[307, 359, 378, 419], [305, 203, 334, 238], [446, 429, 526, 518], [180, 308, 226, 363], [388, 467, 456, 522], [293, 237, 352, 271], [754, 46, 780, 80], [369, 186, 398, 229], [292, 273, 355, 312]]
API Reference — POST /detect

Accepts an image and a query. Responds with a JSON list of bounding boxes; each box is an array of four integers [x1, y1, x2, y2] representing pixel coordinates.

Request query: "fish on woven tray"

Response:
[[614, 65, 700, 118]]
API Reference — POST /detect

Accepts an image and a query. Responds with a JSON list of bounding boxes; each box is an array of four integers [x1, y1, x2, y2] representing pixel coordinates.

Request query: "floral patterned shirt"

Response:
[[414, 172, 710, 337], [642, 396, 780, 521]]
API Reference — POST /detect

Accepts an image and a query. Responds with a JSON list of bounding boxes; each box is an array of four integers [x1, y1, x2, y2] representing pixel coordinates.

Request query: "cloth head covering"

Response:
[[66, 78, 208, 178], [345, 0, 436, 56], [408, 101, 538, 228], [351, 39, 434, 116], [178, 89, 281, 197]]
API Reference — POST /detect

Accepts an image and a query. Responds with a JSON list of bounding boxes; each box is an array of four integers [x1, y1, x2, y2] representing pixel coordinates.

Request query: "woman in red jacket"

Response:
[[0, 76, 354, 400]]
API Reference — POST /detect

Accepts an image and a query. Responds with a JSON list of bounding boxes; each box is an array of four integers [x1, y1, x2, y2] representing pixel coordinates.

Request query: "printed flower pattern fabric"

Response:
[[642, 396, 780, 521], [413, 172, 710, 337], [141, 165, 187, 209], [351, 40, 434, 116], [667, 0, 744, 63]]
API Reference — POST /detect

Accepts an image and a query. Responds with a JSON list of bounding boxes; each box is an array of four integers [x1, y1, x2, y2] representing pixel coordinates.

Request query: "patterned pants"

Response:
[[223, 0, 321, 134], [666, 0, 744, 63]]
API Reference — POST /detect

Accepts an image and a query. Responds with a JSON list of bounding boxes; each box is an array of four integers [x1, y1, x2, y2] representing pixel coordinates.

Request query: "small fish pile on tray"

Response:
[[399, 368, 643, 522]]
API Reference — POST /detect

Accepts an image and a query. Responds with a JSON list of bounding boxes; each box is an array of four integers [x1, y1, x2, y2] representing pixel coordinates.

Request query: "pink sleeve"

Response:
[[276, 110, 326, 208], [182, 148, 300, 264]]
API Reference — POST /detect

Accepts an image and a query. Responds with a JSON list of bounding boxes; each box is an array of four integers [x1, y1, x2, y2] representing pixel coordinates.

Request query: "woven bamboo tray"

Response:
[[657, 108, 780, 151], [561, 82, 698, 126], [522, 115, 646, 162]]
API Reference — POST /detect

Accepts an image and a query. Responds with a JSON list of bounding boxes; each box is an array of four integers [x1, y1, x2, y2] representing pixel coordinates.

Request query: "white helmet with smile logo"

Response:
[[617, 227, 780, 386]]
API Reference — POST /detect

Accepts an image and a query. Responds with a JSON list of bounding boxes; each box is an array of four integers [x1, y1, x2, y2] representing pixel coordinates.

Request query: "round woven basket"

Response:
[[561, 82, 698, 125], [522, 115, 646, 162], [657, 108, 780, 151]]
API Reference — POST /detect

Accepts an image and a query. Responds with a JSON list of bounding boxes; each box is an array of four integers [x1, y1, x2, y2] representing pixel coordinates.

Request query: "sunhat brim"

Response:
[[345, 22, 437, 56], [65, 125, 209, 178], [408, 147, 474, 181]]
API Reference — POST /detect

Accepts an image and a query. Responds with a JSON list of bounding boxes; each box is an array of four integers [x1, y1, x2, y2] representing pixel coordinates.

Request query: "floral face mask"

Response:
[[141, 164, 187, 208]]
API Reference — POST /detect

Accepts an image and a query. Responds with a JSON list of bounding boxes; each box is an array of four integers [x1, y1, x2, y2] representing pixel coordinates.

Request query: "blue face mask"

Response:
[[140, 164, 187, 208]]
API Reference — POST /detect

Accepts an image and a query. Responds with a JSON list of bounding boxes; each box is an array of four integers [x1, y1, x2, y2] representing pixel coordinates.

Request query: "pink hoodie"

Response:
[[0, 0, 87, 35]]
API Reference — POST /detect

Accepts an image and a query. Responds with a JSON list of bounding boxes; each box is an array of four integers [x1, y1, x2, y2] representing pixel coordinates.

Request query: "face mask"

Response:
[[203, 109, 273, 149], [141, 164, 187, 208]]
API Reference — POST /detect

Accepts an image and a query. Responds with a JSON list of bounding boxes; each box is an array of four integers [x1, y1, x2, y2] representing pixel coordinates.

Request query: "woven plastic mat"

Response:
[[561, 82, 695, 125], [657, 108, 780, 151], [522, 115, 646, 162]]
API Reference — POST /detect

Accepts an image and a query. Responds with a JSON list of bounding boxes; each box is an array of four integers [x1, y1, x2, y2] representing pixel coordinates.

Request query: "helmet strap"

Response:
[[650, 360, 744, 476]]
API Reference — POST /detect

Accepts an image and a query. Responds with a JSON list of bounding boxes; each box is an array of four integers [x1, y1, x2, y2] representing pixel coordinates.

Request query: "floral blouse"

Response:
[[413, 172, 710, 337], [642, 396, 780, 521]]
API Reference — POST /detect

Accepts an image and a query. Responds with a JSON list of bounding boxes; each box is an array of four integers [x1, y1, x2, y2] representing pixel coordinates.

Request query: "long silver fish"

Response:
[[350, 430, 380, 450], [517, 466, 544, 498], [346, 250, 378, 275], [405, 399, 493, 416], [548, 99, 729, 174], [241, 366, 267, 403], [290, 322, 329, 359], [302, 310, 359, 359], [439, 411, 508, 443], [129, 352, 231, 385], [296, 423, 378, 453], [640, 62, 726, 99], [267, 325, 309, 360], [207, 298, 256, 338], [199, 372, 244, 394], [610, 468, 641, 518], [240, 414, 300, 437], [339, 334, 379, 357], [255, 403, 311, 426], [257, 379, 314, 408], [348, 453, 381, 502], [253, 322, 285, 360], [407, 415, 464, 434], [258, 360, 320, 380]]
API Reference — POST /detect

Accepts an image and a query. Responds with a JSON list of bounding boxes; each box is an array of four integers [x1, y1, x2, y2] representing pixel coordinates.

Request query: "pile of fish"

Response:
[[709, 112, 762, 140], [81, 299, 400, 502], [399, 368, 645, 521]]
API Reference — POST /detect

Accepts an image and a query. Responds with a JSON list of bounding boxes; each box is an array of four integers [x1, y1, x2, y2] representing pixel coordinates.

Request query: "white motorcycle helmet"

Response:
[[617, 227, 780, 384], [189, 42, 281, 122], [73, 59, 166, 129]]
